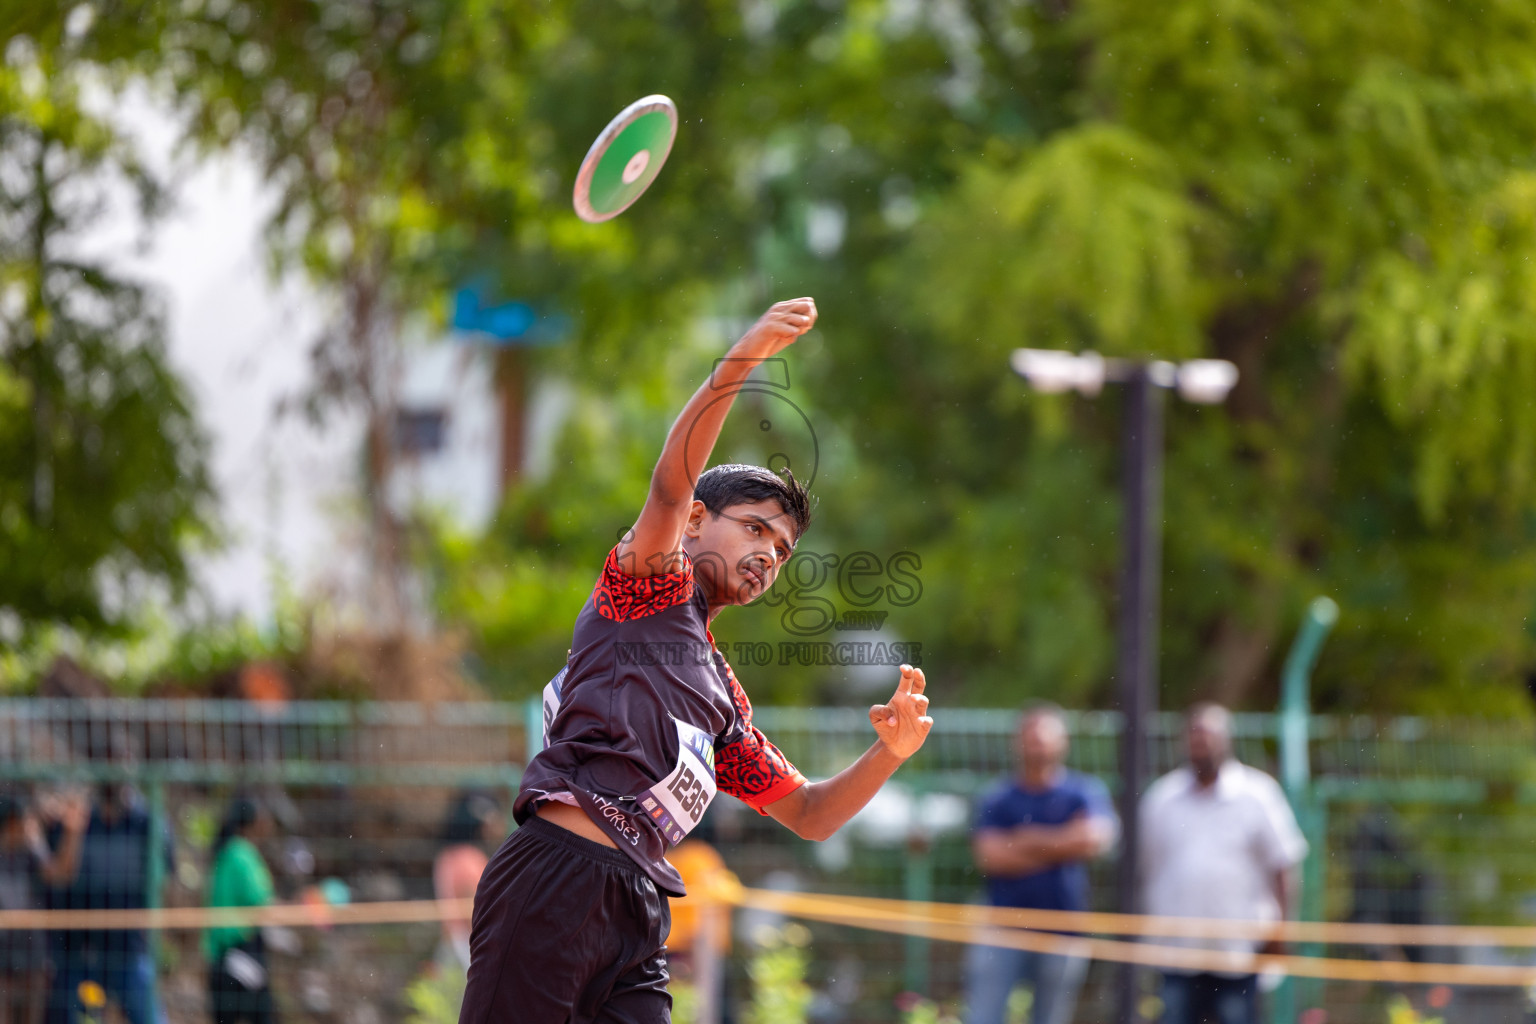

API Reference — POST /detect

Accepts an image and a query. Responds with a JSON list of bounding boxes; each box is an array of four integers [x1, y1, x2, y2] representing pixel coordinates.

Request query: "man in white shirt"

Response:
[[1139, 704, 1308, 1024]]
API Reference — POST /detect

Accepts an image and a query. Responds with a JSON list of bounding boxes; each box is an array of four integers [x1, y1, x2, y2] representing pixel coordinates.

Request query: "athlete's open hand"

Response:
[[734, 298, 817, 358], [870, 665, 932, 761]]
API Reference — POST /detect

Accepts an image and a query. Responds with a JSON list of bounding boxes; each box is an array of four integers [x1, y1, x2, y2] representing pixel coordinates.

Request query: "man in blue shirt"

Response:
[[967, 703, 1118, 1024], [46, 784, 173, 1024]]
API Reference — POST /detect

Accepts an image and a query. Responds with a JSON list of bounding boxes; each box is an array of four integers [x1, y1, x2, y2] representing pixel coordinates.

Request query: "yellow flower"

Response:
[[77, 980, 106, 1008]]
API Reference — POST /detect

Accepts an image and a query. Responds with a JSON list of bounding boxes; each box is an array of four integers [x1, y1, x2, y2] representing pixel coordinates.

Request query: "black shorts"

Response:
[[459, 815, 671, 1024], [208, 937, 276, 1024]]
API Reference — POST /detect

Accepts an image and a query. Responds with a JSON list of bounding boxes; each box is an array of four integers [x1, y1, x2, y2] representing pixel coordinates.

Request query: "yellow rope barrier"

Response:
[[0, 899, 474, 931], [733, 889, 1536, 949], [724, 886, 1536, 989], [10, 886, 1536, 989]]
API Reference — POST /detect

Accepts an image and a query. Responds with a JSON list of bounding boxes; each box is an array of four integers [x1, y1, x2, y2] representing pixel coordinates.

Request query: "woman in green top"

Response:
[[205, 796, 276, 1024]]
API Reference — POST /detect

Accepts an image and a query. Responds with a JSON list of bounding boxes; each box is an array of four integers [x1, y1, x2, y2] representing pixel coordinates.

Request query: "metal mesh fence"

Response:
[[745, 709, 1536, 1024], [0, 699, 1533, 1024], [0, 700, 525, 1024]]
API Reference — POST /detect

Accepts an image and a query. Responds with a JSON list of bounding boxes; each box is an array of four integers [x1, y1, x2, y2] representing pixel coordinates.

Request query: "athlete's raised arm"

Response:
[[616, 298, 817, 577]]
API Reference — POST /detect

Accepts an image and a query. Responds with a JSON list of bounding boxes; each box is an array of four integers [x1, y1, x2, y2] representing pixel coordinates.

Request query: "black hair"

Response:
[[441, 790, 500, 847], [0, 789, 27, 826], [212, 794, 263, 860], [694, 464, 814, 541]]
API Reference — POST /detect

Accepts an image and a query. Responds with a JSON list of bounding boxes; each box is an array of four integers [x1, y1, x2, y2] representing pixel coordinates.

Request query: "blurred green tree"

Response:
[[0, 11, 213, 637], [81, 0, 1536, 712], [153, 0, 484, 626], [883, 0, 1536, 712], [392, 0, 1536, 712]]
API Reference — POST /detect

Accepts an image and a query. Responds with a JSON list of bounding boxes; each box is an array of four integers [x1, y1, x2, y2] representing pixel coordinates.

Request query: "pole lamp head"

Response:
[[1010, 349, 1106, 396], [1174, 359, 1239, 404]]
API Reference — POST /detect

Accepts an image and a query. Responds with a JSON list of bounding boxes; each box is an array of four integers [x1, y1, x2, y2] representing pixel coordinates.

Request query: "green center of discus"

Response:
[[589, 111, 674, 215]]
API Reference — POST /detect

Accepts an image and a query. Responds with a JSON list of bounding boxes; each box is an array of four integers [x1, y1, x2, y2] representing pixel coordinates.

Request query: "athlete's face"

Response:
[[683, 499, 798, 607]]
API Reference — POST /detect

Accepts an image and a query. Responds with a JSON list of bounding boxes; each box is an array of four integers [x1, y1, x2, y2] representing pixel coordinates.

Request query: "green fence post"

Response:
[[145, 775, 168, 1011], [525, 695, 545, 760], [1297, 799, 1328, 1013], [1274, 597, 1337, 1024], [1280, 598, 1337, 797], [518, 697, 544, 830], [903, 831, 933, 998]]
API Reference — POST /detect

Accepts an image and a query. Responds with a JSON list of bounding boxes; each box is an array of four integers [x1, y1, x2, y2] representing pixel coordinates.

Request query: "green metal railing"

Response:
[[3, 696, 1535, 1023]]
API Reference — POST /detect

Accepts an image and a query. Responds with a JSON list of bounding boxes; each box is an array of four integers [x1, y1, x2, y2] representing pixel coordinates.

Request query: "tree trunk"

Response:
[[496, 346, 526, 494], [349, 260, 409, 632], [26, 130, 54, 526], [1201, 590, 1282, 707]]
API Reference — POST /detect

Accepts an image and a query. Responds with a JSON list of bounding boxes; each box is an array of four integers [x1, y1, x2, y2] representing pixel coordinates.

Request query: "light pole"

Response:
[[1011, 349, 1238, 1023]]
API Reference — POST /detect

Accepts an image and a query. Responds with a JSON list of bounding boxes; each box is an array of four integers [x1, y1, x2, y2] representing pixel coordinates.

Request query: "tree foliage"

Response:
[[0, 9, 212, 635], [451, 0, 1536, 712], [11, 0, 1536, 712], [386, 0, 1536, 711]]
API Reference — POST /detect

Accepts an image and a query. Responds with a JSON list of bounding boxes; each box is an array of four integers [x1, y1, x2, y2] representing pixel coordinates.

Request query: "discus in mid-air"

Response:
[[572, 94, 679, 223]]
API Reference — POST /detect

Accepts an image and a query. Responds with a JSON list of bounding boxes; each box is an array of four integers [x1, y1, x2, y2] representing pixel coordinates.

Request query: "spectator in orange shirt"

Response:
[[433, 793, 504, 970]]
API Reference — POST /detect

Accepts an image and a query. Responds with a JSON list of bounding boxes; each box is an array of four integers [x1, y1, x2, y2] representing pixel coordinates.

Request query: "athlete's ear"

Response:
[[682, 500, 709, 539]]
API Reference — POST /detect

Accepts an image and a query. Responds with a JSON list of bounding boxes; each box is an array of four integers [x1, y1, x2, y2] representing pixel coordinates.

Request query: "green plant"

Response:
[[745, 924, 814, 1024], [1386, 995, 1443, 1024], [1007, 987, 1033, 1024], [0, 594, 309, 696], [402, 967, 467, 1024], [900, 994, 963, 1024], [669, 979, 698, 1022]]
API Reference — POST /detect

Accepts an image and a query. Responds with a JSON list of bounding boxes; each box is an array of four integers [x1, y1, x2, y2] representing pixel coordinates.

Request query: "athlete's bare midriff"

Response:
[[535, 800, 619, 849]]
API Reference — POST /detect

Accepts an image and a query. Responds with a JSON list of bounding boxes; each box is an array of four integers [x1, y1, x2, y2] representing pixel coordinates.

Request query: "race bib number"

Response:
[[638, 719, 717, 846], [541, 665, 568, 748]]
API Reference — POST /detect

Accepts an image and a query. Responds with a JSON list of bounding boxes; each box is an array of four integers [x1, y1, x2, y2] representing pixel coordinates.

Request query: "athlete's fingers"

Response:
[[757, 300, 815, 339], [869, 703, 896, 728], [777, 300, 817, 331], [891, 694, 924, 733], [766, 312, 813, 334], [895, 664, 916, 695], [908, 667, 925, 696], [770, 298, 815, 317], [912, 694, 930, 713]]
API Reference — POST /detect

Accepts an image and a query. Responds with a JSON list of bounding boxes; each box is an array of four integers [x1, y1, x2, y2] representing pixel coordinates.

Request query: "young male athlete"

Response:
[[460, 297, 934, 1024]]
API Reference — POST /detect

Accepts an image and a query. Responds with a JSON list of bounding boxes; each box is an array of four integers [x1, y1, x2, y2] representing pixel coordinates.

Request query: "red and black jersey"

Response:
[[515, 546, 805, 896]]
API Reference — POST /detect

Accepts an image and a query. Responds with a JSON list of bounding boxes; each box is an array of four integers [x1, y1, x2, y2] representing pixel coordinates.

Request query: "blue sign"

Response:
[[451, 284, 567, 345]]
